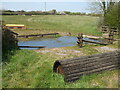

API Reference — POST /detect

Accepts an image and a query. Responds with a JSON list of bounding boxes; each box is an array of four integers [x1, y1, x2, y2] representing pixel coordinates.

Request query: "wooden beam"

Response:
[[18, 46, 46, 48], [17, 33, 59, 38], [82, 39, 108, 45]]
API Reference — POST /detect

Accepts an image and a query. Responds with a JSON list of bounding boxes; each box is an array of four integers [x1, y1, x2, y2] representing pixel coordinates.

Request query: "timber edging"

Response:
[[17, 33, 59, 38], [53, 50, 120, 82], [18, 46, 46, 48]]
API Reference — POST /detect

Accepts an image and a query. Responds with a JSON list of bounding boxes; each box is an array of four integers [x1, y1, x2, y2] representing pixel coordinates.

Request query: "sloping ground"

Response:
[[2, 39, 119, 88], [2, 48, 119, 88]]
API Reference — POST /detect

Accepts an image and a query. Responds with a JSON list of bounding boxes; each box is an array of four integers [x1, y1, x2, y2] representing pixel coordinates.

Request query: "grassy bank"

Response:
[[2, 49, 119, 88], [3, 15, 101, 36]]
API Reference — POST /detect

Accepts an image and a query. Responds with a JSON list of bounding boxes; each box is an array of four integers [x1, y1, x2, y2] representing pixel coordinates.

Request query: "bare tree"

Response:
[[97, 0, 115, 16], [89, 0, 117, 26]]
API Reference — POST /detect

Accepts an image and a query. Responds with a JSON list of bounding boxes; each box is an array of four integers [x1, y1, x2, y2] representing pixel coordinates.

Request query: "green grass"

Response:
[[2, 15, 119, 88], [3, 15, 101, 36], [2, 49, 119, 88]]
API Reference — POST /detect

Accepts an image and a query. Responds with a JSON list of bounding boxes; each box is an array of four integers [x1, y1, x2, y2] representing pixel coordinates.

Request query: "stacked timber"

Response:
[[53, 50, 120, 82]]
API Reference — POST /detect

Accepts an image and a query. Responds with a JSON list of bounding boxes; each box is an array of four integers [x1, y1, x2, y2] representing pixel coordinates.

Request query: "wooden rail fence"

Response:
[[77, 33, 108, 48], [101, 26, 118, 35], [53, 50, 120, 82]]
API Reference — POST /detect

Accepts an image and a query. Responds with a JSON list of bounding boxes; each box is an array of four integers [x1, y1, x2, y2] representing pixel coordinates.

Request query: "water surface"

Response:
[[18, 36, 102, 49]]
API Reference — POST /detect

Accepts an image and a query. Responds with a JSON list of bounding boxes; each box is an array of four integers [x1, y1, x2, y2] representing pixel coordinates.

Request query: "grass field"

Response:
[[2, 15, 119, 88], [3, 15, 101, 36], [2, 45, 119, 88]]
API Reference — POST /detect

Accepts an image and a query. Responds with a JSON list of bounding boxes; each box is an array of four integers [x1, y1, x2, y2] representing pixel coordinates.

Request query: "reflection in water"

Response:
[[18, 36, 101, 50]]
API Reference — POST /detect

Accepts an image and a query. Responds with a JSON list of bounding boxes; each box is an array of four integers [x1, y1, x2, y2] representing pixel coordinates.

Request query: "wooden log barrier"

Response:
[[53, 50, 120, 82]]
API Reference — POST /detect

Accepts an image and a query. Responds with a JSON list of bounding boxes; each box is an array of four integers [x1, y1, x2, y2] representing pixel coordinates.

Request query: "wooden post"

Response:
[[111, 27, 118, 35], [25, 35, 28, 38], [68, 32, 71, 36], [77, 33, 83, 48], [108, 30, 114, 44], [101, 26, 109, 33]]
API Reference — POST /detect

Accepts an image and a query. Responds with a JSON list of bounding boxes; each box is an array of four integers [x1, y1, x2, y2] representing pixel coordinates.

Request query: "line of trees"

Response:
[[63, 11, 101, 16], [1, 9, 101, 16], [1, 9, 57, 15]]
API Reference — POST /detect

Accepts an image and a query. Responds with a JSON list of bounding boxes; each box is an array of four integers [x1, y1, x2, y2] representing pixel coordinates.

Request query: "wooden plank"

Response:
[[63, 57, 119, 71], [65, 61, 119, 75], [66, 64, 119, 79], [63, 58, 119, 72], [59, 51, 118, 65], [18, 46, 46, 48], [65, 66, 119, 82], [82, 39, 108, 45]]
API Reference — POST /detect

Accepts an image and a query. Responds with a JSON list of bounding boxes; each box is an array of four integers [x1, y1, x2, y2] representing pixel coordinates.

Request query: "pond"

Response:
[[18, 36, 102, 49]]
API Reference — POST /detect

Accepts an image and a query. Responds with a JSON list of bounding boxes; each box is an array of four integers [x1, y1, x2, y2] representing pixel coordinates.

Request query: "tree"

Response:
[[89, 0, 119, 27], [52, 9, 57, 15], [105, 4, 119, 27], [93, 0, 115, 16]]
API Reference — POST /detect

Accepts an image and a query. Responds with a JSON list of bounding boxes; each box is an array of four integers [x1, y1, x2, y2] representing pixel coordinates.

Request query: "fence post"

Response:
[[77, 33, 83, 48], [111, 27, 118, 35], [101, 26, 109, 33], [108, 30, 114, 44]]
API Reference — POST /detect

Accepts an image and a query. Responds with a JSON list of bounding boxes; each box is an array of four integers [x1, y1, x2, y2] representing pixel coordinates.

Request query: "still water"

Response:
[[18, 36, 101, 49]]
